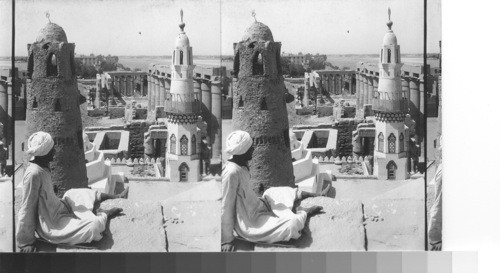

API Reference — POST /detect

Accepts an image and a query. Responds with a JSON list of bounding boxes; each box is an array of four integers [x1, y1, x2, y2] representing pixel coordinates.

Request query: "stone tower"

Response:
[[232, 20, 294, 193], [164, 11, 201, 182], [26, 22, 87, 196], [372, 10, 410, 180]]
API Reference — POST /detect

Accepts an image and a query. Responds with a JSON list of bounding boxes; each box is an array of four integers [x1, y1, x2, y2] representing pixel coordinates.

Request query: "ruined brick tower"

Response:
[[373, 10, 410, 180], [26, 22, 88, 196], [232, 20, 294, 193], [164, 11, 201, 182]]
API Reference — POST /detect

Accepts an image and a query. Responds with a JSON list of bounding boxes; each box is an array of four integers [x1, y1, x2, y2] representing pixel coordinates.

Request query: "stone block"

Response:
[[161, 200, 220, 252], [255, 198, 365, 251]]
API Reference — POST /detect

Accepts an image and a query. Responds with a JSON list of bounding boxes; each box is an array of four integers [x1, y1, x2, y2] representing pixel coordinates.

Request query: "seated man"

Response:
[[16, 132, 127, 253], [221, 130, 329, 252]]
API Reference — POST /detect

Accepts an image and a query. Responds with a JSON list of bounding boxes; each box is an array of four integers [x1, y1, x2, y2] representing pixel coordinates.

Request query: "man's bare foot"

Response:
[[431, 242, 442, 251], [100, 207, 123, 218], [304, 205, 323, 216], [321, 184, 331, 197], [116, 187, 129, 199]]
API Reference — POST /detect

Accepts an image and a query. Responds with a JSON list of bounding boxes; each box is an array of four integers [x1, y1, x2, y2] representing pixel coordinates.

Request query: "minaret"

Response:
[[164, 10, 201, 182], [232, 15, 294, 194], [26, 19, 88, 196], [373, 8, 410, 180]]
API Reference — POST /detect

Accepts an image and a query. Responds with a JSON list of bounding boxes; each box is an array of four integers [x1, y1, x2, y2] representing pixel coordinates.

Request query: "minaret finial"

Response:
[[251, 10, 257, 22], [179, 9, 186, 32], [387, 7, 393, 30], [45, 11, 51, 23]]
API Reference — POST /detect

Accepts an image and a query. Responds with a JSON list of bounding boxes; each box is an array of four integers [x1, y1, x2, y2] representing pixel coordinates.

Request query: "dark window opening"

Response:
[[386, 161, 397, 180], [27, 53, 34, 78], [32, 97, 38, 109], [179, 162, 189, 182], [42, 43, 49, 50], [260, 97, 268, 110], [387, 49, 391, 63], [253, 52, 264, 75], [233, 51, 240, 78], [47, 53, 58, 76], [248, 42, 256, 49], [54, 98, 61, 111], [238, 96, 244, 107], [180, 50, 184, 65]]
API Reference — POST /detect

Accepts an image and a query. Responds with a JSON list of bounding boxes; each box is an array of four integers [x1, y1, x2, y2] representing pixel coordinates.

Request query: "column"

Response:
[[367, 76, 374, 105], [419, 79, 426, 136], [0, 82, 8, 137], [303, 78, 309, 107], [151, 76, 157, 109], [155, 76, 161, 108], [356, 74, 360, 107], [109, 77, 115, 103], [94, 76, 100, 108], [373, 77, 378, 104], [164, 78, 171, 108], [118, 76, 124, 97], [147, 75, 152, 110], [363, 74, 369, 106], [211, 80, 222, 163], [159, 77, 166, 108], [141, 75, 145, 96], [409, 78, 420, 135], [201, 80, 212, 145], [127, 76, 132, 96]]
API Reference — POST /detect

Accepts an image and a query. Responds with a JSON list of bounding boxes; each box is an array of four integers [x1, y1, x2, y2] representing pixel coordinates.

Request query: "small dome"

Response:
[[383, 31, 398, 46], [175, 32, 190, 47], [242, 21, 274, 42], [36, 22, 68, 43]]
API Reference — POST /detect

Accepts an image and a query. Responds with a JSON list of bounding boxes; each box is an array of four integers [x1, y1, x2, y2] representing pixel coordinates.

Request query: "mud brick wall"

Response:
[[317, 106, 333, 117], [125, 120, 155, 159], [108, 107, 125, 119], [334, 118, 364, 158]]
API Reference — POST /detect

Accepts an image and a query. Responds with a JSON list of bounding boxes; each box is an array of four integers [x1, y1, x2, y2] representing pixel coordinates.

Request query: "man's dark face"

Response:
[[242, 146, 254, 161], [46, 147, 55, 162]]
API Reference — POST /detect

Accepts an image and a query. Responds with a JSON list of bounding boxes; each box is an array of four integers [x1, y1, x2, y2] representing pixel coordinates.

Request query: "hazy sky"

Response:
[[11, 0, 441, 57]]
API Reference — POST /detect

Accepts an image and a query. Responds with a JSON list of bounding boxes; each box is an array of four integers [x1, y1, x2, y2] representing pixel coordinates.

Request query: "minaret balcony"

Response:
[[164, 100, 200, 114]]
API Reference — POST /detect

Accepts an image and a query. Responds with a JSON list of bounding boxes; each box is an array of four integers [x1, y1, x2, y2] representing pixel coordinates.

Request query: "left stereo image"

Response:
[[1, 0, 224, 253]]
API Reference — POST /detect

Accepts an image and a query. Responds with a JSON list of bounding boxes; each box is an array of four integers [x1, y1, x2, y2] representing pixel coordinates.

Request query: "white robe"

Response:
[[428, 163, 442, 244], [16, 163, 107, 247], [221, 161, 307, 244]]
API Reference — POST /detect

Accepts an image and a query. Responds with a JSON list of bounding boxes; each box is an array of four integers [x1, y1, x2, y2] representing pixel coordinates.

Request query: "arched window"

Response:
[[179, 162, 189, 182], [47, 53, 58, 76], [191, 135, 197, 154], [32, 97, 38, 109], [387, 49, 391, 63], [388, 133, 396, 153], [238, 95, 244, 108], [54, 98, 61, 112], [378, 132, 384, 152], [260, 97, 268, 110], [170, 134, 177, 154], [253, 52, 264, 75], [180, 135, 188, 155], [399, 133, 405, 153], [180, 50, 184, 65], [386, 161, 397, 180]]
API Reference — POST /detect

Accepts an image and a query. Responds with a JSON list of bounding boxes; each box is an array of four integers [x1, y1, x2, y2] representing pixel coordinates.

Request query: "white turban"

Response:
[[26, 132, 54, 160], [225, 130, 252, 156]]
